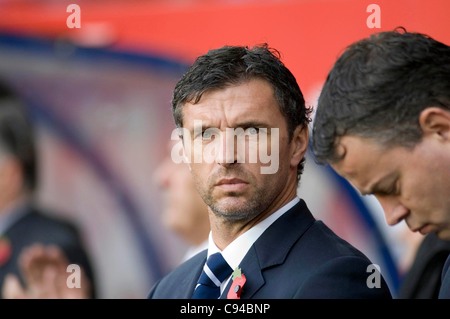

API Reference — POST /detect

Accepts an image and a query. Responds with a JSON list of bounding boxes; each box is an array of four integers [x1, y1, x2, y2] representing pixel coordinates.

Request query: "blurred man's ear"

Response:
[[419, 107, 450, 140]]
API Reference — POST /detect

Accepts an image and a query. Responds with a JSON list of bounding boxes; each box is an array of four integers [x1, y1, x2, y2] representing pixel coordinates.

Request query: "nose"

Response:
[[153, 158, 173, 189], [377, 196, 409, 226], [215, 129, 237, 166]]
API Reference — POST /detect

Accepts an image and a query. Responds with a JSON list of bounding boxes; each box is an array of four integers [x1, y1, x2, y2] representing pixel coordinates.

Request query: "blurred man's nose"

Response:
[[154, 158, 173, 188]]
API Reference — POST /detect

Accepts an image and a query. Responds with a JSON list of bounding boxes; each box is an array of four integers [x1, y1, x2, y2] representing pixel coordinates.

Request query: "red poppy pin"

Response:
[[0, 237, 12, 267], [227, 267, 246, 299]]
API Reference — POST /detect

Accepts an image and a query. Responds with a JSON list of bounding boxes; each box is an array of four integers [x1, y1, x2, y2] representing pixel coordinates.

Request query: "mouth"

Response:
[[413, 224, 435, 235], [215, 178, 248, 192]]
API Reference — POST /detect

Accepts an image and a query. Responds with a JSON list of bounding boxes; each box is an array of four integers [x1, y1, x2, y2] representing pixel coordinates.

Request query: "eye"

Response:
[[202, 130, 212, 139], [245, 127, 259, 135], [388, 181, 400, 195], [195, 129, 217, 141], [375, 183, 399, 197]]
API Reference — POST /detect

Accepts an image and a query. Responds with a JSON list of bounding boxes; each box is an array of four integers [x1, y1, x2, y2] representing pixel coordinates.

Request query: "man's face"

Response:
[[332, 135, 450, 240], [180, 78, 306, 222], [153, 145, 210, 245]]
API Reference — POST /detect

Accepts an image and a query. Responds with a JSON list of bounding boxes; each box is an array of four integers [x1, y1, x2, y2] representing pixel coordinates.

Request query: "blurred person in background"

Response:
[[153, 139, 209, 263], [0, 78, 96, 298]]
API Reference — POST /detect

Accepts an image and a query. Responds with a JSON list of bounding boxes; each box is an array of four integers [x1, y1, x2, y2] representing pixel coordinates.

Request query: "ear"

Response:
[[419, 107, 450, 141], [290, 125, 309, 168]]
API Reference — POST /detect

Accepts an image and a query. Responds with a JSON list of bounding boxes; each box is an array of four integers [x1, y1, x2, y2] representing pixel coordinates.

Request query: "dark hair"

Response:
[[312, 27, 450, 164], [172, 43, 312, 177], [0, 80, 37, 191]]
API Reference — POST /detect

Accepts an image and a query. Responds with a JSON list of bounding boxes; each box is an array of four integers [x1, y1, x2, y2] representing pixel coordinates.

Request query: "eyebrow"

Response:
[[233, 121, 270, 128], [191, 120, 271, 131]]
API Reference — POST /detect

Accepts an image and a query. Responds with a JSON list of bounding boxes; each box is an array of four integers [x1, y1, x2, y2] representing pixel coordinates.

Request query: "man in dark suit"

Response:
[[0, 79, 95, 298], [311, 29, 450, 298], [148, 44, 392, 299]]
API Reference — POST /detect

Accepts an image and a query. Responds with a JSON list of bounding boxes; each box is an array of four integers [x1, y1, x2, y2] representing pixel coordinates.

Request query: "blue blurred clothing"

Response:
[[439, 254, 450, 299], [0, 202, 96, 298]]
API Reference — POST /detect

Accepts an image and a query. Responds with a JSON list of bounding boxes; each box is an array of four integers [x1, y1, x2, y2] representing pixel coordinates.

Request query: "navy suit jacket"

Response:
[[398, 233, 450, 299], [438, 255, 450, 298], [0, 205, 96, 298], [148, 199, 393, 299]]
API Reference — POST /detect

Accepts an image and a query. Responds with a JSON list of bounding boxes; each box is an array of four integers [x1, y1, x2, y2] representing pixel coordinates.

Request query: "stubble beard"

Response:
[[193, 168, 275, 223]]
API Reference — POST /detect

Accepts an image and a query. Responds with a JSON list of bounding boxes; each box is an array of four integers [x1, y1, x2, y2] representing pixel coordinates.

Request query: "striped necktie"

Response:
[[192, 252, 233, 299]]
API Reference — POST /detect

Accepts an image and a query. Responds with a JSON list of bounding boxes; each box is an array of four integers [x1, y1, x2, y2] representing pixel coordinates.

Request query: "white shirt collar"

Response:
[[205, 196, 300, 294]]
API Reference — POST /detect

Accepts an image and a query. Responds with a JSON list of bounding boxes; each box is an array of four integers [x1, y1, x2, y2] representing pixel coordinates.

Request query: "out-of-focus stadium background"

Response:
[[1, 0, 449, 298]]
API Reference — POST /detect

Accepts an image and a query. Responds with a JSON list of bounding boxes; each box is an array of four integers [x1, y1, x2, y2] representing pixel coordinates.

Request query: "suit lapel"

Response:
[[183, 253, 207, 298], [221, 199, 315, 299]]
